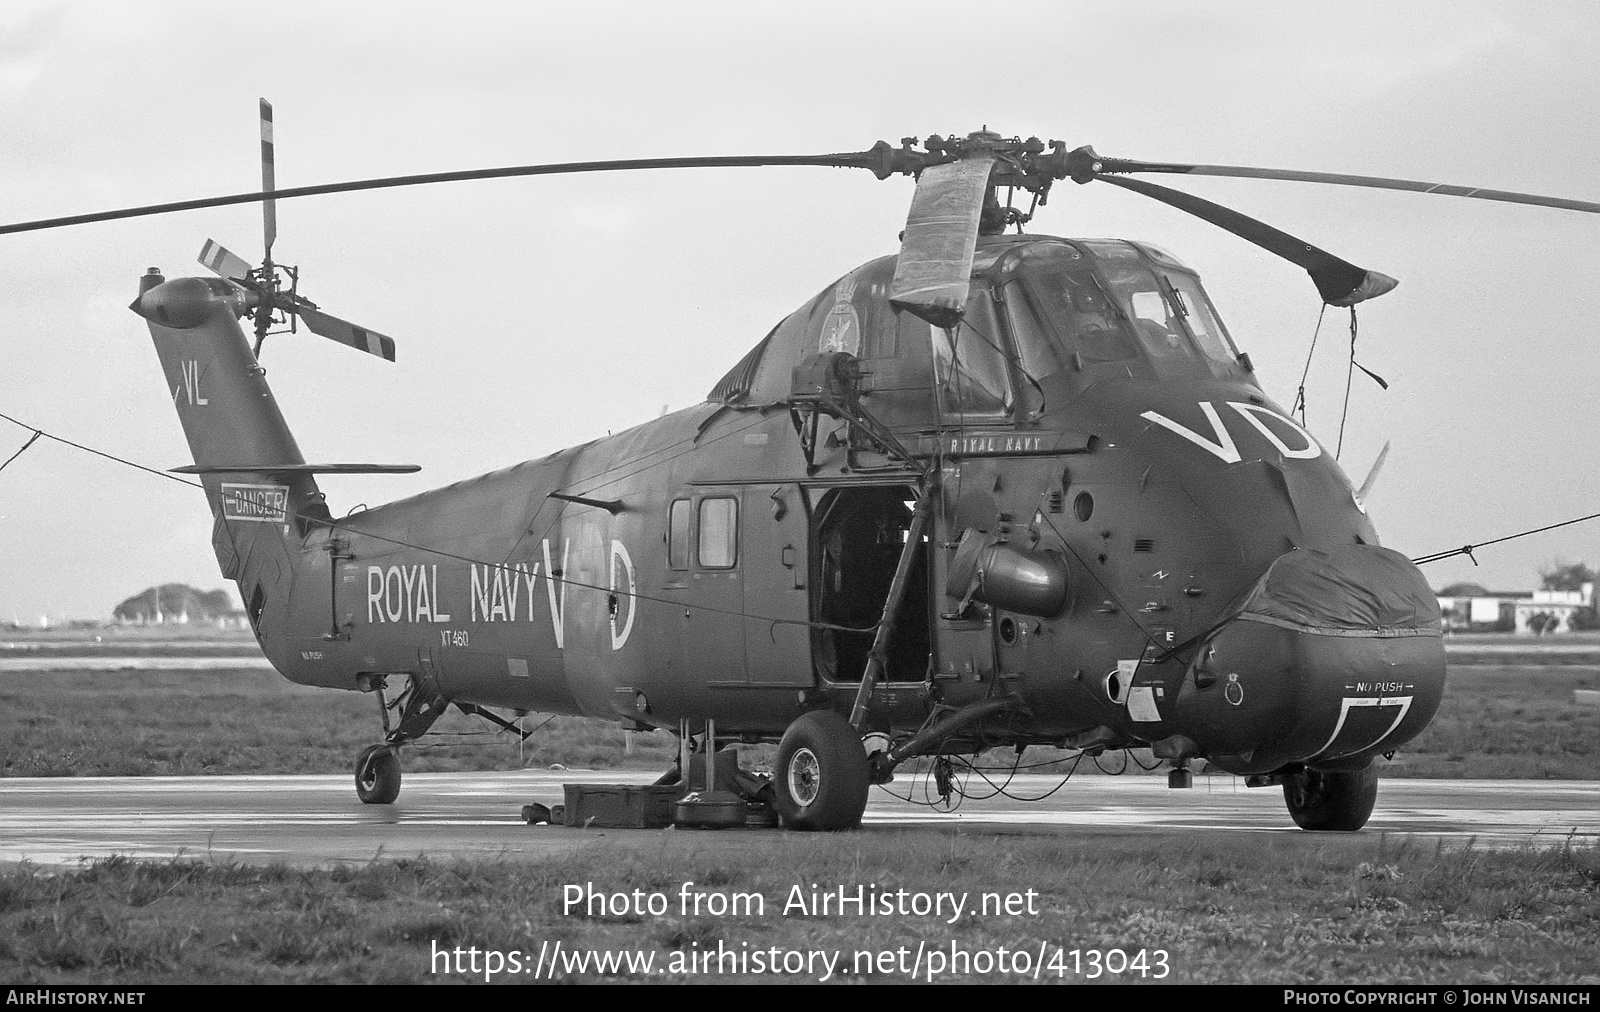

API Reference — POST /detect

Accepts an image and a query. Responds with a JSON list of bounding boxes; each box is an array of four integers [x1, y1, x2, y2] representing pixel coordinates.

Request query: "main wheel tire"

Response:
[[1282, 765, 1378, 831], [774, 711, 869, 831], [355, 744, 401, 805]]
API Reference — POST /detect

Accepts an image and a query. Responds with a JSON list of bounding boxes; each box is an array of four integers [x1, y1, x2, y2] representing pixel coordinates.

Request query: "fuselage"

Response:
[[141, 233, 1446, 775]]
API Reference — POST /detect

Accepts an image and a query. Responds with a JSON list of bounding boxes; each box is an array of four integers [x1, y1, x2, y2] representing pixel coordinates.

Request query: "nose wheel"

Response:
[[355, 744, 401, 805], [1282, 765, 1378, 831], [773, 711, 870, 831]]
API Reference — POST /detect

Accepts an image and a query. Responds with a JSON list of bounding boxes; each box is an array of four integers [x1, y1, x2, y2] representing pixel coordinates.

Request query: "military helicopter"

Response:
[[9, 104, 1597, 832]]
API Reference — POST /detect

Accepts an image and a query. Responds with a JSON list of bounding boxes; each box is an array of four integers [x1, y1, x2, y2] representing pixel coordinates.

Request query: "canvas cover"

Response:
[[1238, 544, 1441, 638], [888, 156, 994, 328]]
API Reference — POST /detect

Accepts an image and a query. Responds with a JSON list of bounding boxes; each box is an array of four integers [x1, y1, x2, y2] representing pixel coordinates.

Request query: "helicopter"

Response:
[[8, 104, 1598, 832]]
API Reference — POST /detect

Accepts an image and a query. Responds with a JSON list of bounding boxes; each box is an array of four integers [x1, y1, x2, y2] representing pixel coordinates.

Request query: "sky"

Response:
[[1, 1, 1597, 620]]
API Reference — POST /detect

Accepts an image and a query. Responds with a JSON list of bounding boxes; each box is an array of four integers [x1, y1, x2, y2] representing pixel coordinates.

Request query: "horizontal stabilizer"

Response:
[[170, 463, 421, 475]]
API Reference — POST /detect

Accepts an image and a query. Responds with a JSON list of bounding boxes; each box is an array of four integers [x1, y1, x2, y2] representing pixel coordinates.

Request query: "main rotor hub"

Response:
[[865, 130, 1077, 198]]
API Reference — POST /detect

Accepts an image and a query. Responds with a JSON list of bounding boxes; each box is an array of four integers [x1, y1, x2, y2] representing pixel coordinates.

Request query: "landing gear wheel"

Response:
[[355, 744, 401, 805], [1282, 765, 1378, 831], [774, 711, 869, 831]]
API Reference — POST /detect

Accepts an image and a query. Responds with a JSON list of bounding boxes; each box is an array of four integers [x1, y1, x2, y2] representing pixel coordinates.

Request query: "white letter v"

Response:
[[1140, 402, 1241, 463]]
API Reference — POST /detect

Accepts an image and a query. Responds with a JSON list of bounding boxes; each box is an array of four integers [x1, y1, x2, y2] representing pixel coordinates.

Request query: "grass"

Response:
[[1391, 666, 1599, 779], [0, 835, 1595, 984], [1, 635, 1595, 986], [0, 668, 678, 777]]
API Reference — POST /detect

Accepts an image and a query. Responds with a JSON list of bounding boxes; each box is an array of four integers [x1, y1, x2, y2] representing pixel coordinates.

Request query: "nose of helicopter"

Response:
[[1171, 544, 1446, 775]]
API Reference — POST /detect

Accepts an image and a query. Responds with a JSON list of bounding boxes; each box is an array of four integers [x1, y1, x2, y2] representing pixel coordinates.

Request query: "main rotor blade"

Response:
[[198, 239, 255, 282], [297, 306, 397, 362], [1095, 175, 1397, 307], [1094, 157, 1600, 215], [0, 151, 889, 236], [260, 98, 277, 262], [889, 155, 996, 328]]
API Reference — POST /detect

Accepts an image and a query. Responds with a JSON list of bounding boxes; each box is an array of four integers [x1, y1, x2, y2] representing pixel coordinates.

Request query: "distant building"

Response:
[[1515, 584, 1596, 634], [1436, 591, 1521, 632], [1436, 582, 1596, 634]]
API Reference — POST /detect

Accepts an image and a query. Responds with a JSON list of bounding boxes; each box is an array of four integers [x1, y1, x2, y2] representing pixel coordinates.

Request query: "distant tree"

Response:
[[1539, 560, 1600, 631], [198, 588, 239, 615], [112, 584, 243, 624], [1539, 561, 1598, 592], [1438, 582, 1490, 598]]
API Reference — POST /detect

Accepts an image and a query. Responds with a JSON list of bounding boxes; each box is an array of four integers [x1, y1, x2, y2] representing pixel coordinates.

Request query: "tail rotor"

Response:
[[196, 99, 398, 363]]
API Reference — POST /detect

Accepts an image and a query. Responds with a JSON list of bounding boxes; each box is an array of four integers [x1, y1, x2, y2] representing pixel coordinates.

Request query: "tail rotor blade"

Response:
[[197, 239, 256, 283], [297, 306, 397, 362], [259, 98, 276, 262]]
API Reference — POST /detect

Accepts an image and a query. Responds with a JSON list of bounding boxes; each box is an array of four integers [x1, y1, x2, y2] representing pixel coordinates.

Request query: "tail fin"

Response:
[[130, 269, 327, 622]]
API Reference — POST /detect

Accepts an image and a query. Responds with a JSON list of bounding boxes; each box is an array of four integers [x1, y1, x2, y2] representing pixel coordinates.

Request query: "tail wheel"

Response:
[[1282, 765, 1378, 831], [774, 711, 869, 831], [355, 744, 401, 805]]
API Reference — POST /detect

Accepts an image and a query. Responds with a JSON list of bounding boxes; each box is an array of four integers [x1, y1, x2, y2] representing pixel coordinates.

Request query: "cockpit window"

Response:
[[1006, 273, 1138, 372], [1001, 284, 1061, 380], [991, 239, 1246, 379], [931, 286, 1013, 417], [1161, 270, 1237, 364], [1097, 257, 1198, 362], [1079, 239, 1243, 368]]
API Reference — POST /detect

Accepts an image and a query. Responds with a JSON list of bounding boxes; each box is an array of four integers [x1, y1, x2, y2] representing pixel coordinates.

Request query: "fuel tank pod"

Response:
[[1174, 543, 1445, 775], [946, 527, 1069, 617]]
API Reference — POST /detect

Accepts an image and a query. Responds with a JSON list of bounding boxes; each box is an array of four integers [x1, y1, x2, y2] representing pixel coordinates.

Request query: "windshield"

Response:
[[1161, 270, 1237, 363], [931, 285, 1013, 417], [1078, 239, 1242, 367], [1006, 272, 1139, 377], [1095, 259, 1196, 361]]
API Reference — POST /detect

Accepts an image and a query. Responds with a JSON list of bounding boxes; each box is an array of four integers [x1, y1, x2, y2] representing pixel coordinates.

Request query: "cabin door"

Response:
[[810, 485, 932, 685], [742, 483, 813, 687], [677, 488, 746, 684]]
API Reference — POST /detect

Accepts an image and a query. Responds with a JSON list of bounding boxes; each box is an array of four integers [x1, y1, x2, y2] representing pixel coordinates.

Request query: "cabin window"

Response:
[[697, 497, 738, 568], [247, 583, 266, 631], [862, 294, 897, 359], [668, 498, 691, 570], [932, 286, 1013, 417]]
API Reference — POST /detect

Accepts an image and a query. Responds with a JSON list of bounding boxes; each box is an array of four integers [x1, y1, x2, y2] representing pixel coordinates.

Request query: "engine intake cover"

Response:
[[946, 527, 1069, 618]]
